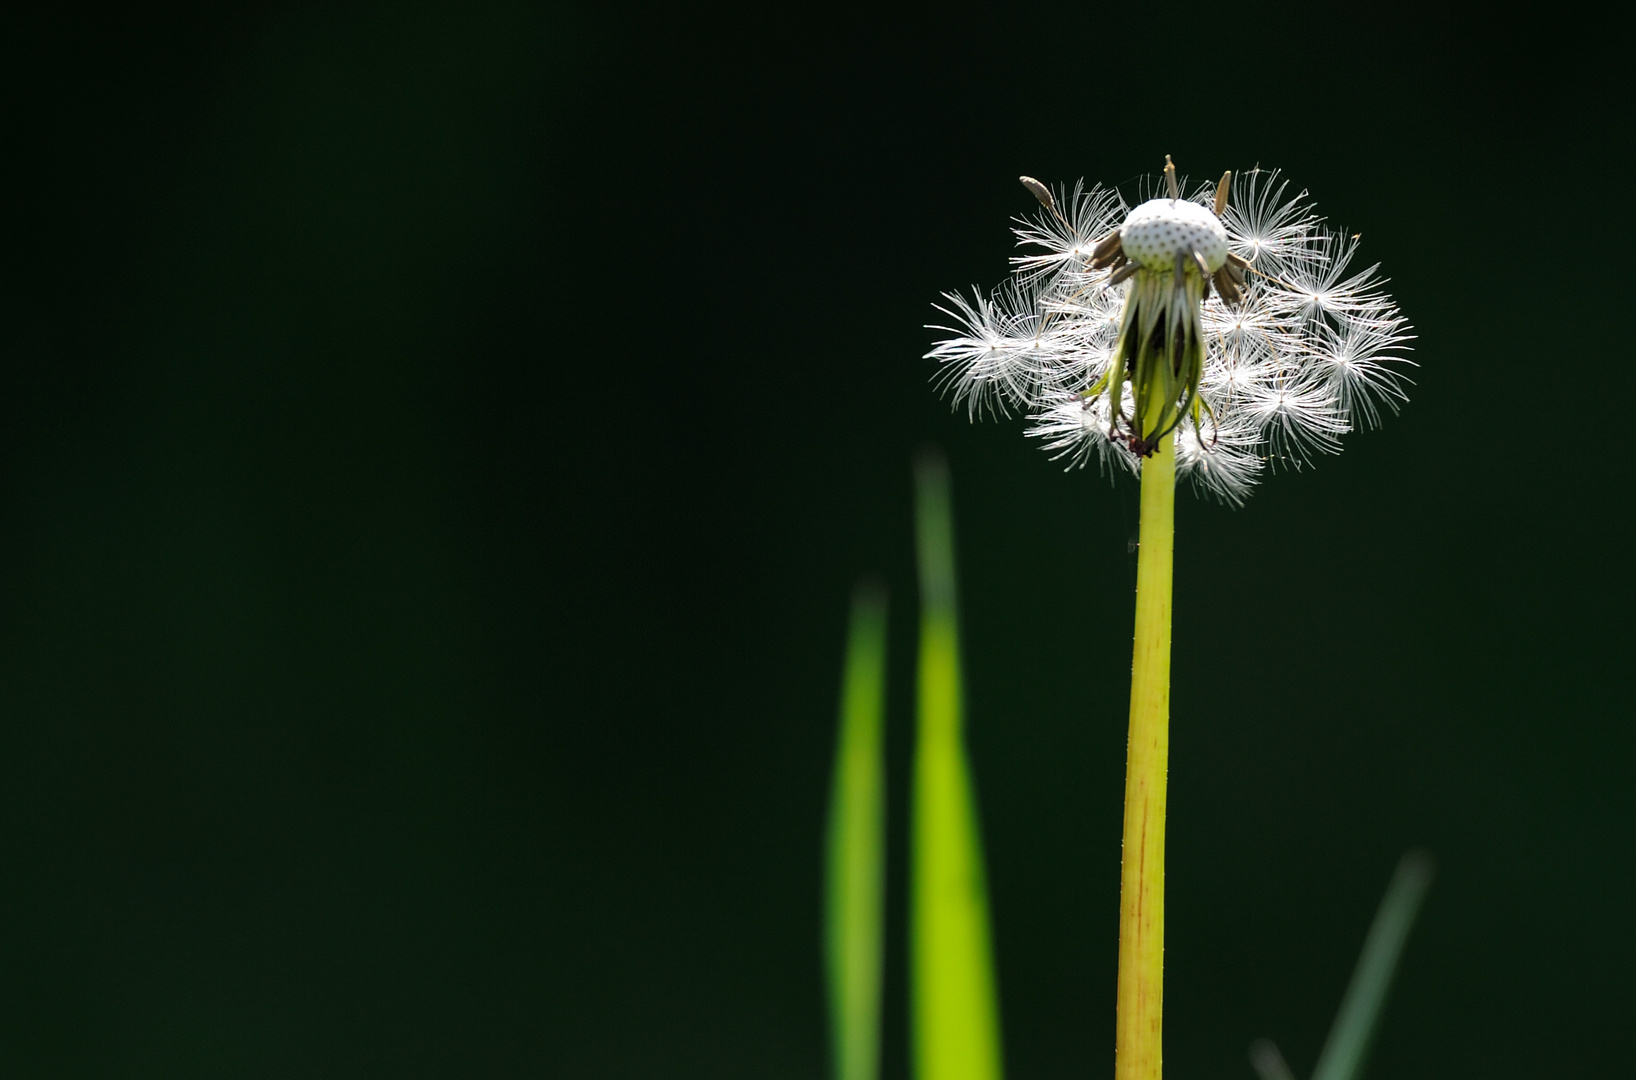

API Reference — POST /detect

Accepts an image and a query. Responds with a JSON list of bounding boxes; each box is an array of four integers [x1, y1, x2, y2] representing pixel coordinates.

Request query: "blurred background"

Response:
[[4, 2, 1632, 1076]]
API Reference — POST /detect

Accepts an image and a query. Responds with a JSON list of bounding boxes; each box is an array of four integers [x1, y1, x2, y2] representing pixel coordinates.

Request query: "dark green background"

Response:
[[5, 3, 1631, 1076]]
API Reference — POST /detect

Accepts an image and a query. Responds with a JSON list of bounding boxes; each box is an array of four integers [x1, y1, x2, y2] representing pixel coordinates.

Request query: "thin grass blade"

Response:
[[825, 582, 889, 1080], [1248, 1038, 1299, 1080], [1310, 851, 1436, 1080], [911, 449, 1004, 1080]]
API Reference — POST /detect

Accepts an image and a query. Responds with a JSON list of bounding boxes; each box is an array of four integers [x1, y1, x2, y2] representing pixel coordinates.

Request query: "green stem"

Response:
[[1115, 432, 1175, 1080]]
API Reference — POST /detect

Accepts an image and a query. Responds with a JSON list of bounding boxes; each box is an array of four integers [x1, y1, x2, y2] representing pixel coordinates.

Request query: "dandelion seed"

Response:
[[925, 160, 1413, 503]]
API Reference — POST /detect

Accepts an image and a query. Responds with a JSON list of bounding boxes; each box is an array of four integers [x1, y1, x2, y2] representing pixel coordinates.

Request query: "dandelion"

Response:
[[926, 156, 1413, 505], [925, 158, 1412, 1080]]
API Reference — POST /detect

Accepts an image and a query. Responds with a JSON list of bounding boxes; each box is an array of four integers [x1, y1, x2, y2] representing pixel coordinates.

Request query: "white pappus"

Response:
[[925, 158, 1413, 505]]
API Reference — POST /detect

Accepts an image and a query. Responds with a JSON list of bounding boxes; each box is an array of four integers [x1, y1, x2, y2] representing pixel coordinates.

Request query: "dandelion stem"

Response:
[[1115, 431, 1175, 1080]]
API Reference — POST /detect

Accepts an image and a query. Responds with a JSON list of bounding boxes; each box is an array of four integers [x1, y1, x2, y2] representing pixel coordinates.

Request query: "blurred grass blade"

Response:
[[1310, 851, 1436, 1080], [911, 449, 1004, 1080], [826, 583, 889, 1080], [1248, 1038, 1298, 1080]]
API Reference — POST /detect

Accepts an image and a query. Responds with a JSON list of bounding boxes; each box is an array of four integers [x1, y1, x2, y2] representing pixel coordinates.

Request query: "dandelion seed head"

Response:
[[927, 158, 1413, 504]]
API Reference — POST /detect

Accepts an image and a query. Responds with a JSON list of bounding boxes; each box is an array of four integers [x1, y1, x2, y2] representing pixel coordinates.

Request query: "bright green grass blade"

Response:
[[1309, 851, 1436, 1080], [825, 582, 889, 1080], [911, 450, 1004, 1080]]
